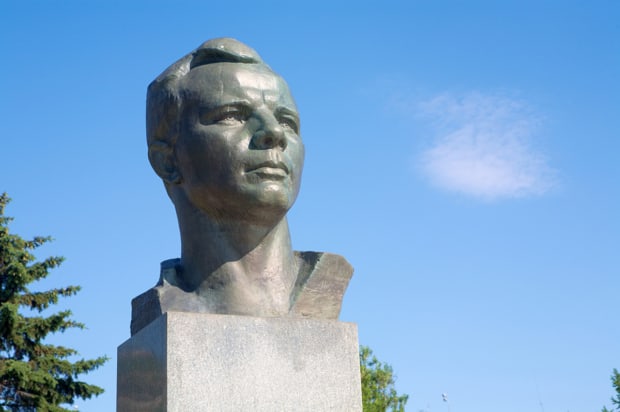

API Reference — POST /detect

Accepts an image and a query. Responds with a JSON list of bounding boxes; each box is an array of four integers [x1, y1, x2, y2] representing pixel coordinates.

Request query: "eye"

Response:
[[215, 110, 246, 125], [200, 105, 249, 126], [278, 115, 299, 134]]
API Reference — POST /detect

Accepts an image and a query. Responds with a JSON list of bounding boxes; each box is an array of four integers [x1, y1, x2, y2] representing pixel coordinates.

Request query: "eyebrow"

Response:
[[197, 99, 252, 112], [275, 107, 300, 123], [195, 98, 300, 127]]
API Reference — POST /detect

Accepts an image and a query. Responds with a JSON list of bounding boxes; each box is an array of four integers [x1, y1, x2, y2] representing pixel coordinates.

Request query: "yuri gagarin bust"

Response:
[[131, 38, 352, 336]]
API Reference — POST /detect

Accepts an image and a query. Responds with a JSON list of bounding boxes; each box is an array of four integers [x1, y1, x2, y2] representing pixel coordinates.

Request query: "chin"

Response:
[[250, 193, 294, 214], [181, 182, 298, 224], [243, 179, 295, 204], [242, 189, 296, 221]]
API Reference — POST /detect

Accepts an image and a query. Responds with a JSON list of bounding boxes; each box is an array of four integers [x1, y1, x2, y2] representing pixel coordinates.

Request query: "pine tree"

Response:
[[602, 369, 620, 412], [360, 345, 408, 412], [0, 193, 107, 411]]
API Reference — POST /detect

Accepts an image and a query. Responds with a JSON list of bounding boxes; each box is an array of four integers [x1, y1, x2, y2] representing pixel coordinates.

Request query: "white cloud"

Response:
[[416, 92, 556, 200]]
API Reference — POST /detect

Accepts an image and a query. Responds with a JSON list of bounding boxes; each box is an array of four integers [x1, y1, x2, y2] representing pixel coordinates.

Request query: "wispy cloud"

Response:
[[416, 92, 557, 200]]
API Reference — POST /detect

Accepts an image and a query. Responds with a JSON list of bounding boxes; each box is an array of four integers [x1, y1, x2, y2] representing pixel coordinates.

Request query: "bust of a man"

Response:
[[131, 38, 353, 335]]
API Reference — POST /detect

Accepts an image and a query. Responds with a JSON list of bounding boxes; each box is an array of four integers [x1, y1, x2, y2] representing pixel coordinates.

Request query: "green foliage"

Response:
[[360, 345, 408, 412], [0, 193, 108, 411], [602, 369, 620, 412]]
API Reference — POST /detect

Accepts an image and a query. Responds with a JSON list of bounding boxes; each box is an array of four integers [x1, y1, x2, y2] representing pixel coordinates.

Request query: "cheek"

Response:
[[176, 134, 219, 182], [291, 141, 305, 173], [182, 127, 237, 160]]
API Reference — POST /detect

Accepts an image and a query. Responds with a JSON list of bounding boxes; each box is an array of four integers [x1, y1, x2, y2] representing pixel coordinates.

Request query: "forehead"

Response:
[[180, 63, 297, 111]]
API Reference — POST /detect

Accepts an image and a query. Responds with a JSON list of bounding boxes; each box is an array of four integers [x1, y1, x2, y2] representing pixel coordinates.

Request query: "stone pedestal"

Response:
[[117, 312, 362, 411]]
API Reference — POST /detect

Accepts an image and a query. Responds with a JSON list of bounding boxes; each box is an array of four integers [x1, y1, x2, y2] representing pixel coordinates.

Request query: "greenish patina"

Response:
[[130, 38, 353, 335]]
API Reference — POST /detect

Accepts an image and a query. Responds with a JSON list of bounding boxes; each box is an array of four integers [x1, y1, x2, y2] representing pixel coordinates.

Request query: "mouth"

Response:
[[246, 161, 289, 179]]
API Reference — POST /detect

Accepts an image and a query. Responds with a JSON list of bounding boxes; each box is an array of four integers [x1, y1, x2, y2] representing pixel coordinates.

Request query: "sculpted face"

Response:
[[173, 63, 305, 223]]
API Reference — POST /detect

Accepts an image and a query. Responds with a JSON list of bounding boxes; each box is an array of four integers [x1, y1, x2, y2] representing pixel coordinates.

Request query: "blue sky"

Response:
[[2, 1, 619, 411]]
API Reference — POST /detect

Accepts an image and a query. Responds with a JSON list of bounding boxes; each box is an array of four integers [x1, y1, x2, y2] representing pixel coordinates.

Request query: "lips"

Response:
[[246, 161, 289, 179]]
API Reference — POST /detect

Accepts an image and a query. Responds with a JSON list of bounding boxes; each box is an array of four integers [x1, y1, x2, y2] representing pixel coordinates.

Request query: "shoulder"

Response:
[[130, 259, 203, 336], [289, 251, 354, 319]]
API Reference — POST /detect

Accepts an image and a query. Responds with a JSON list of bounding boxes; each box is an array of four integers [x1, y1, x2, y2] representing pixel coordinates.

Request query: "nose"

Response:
[[251, 113, 287, 150]]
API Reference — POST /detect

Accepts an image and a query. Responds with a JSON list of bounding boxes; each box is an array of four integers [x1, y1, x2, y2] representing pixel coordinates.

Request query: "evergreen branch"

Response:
[[0, 194, 108, 409]]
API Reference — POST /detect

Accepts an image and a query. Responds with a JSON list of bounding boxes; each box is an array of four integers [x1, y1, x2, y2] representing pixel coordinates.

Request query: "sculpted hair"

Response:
[[146, 38, 266, 154]]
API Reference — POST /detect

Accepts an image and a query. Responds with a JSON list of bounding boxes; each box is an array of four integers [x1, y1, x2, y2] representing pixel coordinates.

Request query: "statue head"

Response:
[[146, 38, 305, 225]]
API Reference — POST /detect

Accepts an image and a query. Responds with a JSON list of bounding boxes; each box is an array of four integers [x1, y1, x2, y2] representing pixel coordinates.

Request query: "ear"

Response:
[[148, 141, 182, 184]]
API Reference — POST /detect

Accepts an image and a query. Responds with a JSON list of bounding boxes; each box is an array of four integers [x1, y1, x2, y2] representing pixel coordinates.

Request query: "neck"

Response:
[[173, 197, 297, 315]]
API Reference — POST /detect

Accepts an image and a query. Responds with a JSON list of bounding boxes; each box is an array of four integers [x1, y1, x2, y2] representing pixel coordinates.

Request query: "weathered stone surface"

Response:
[[118, 312, 362, 411]]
